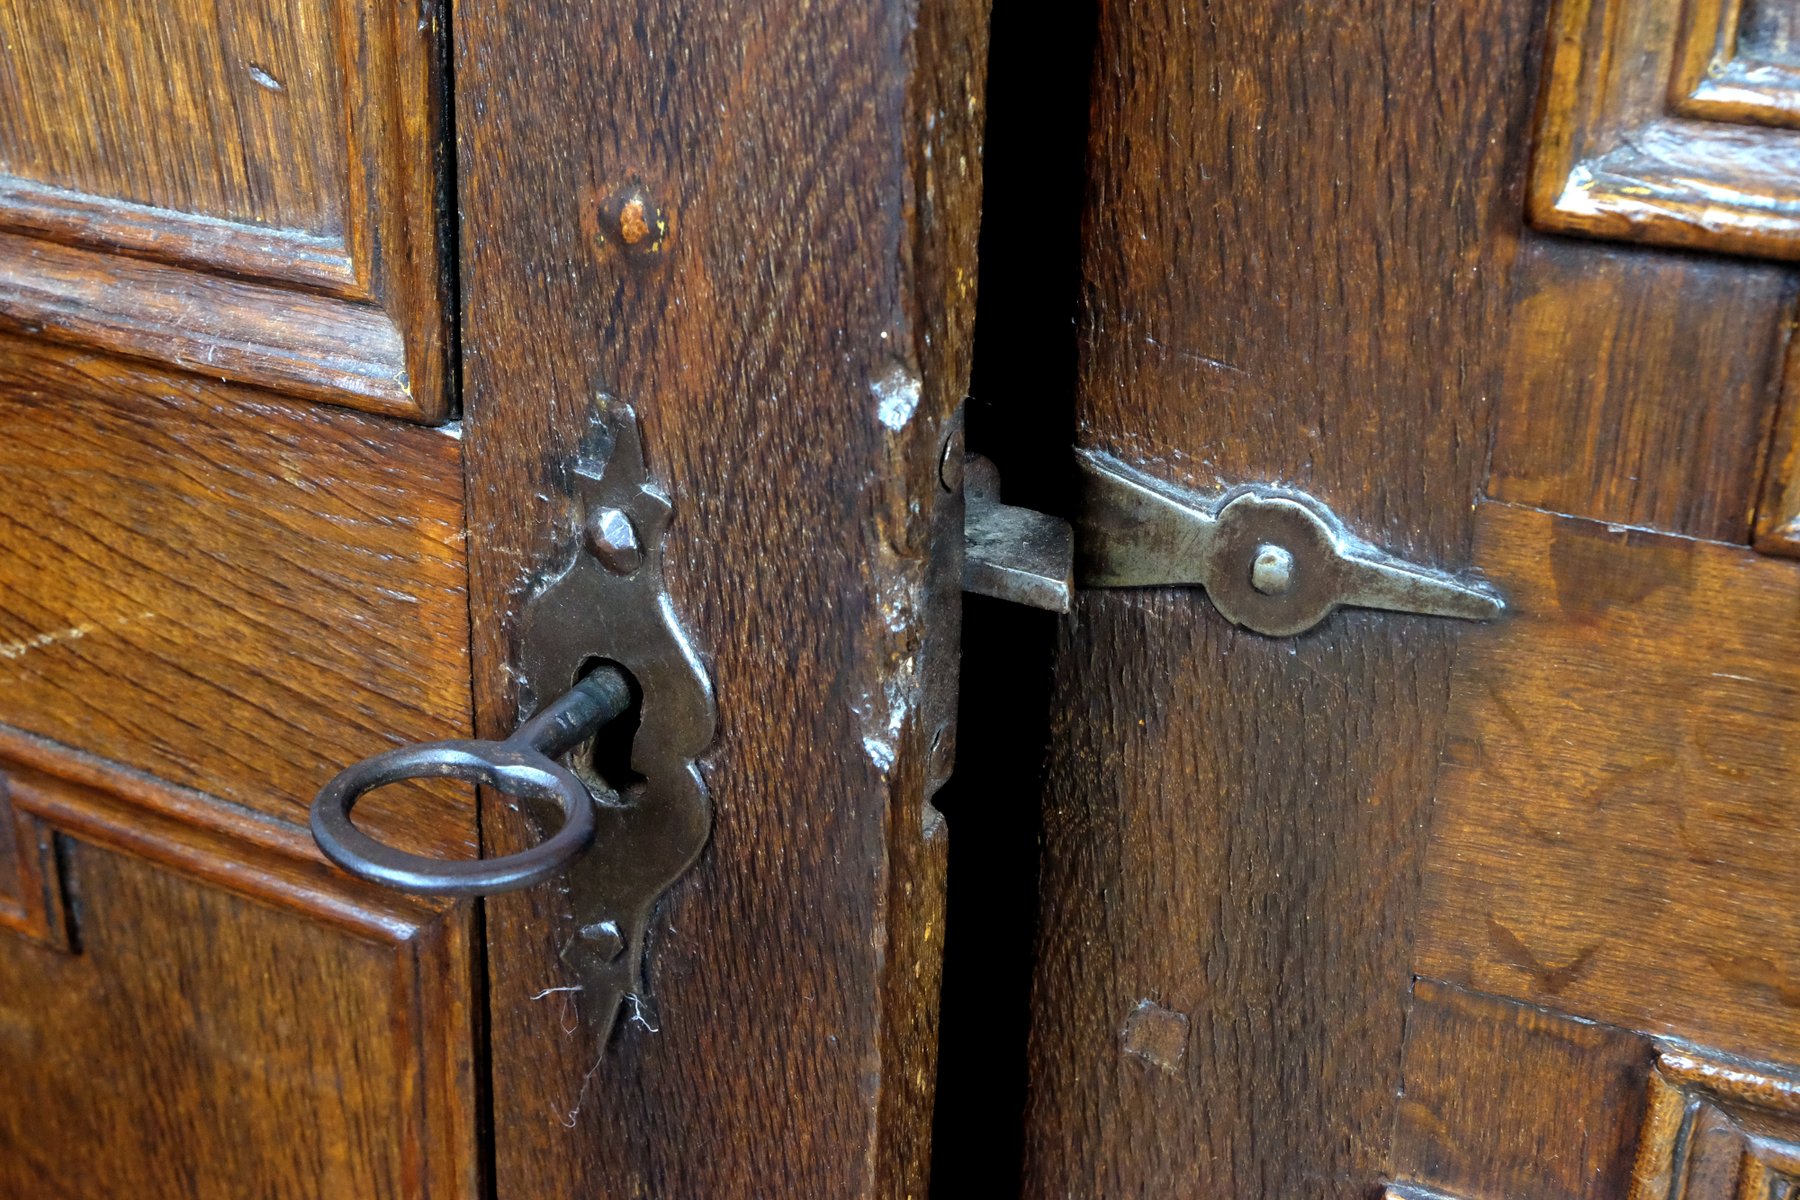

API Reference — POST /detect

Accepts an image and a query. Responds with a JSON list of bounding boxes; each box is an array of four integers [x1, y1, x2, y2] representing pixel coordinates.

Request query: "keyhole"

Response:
[[577, 657, 645, 793]]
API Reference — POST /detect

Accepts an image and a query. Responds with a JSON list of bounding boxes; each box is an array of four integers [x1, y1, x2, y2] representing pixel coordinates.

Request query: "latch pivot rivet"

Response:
[[1250, 544, 1295, 596], [586, 507, 644, 574]]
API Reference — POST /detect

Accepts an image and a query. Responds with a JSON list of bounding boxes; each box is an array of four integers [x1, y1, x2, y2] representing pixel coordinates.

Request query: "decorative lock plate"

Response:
[[311, 403, 712, 1041], [514, 404, 715, 1040]]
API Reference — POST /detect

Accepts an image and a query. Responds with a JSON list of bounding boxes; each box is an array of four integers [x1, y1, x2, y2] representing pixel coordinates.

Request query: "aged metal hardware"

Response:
[[311, 668, 633, 896], [512, 402, 715, 1039], [962, 455, 1075, 613], [311, 403, 714, 1039], [1076, 449, 1504, 636]]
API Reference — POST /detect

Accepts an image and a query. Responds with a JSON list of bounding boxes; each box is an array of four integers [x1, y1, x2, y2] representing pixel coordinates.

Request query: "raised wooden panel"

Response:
[[1417, 502, 1800, 1063], [1629, 1046, 1800, 1200], [1392, 980, 1651, 1200], [0, 337, 474, 860], [1756, 331, 1800, 554], [0, 0, 449, 419], [0, 754, 476, 1199], [1530, 0, 1800, 258], [0, 0, 347, 232], [1488, 235, 1794, 541]]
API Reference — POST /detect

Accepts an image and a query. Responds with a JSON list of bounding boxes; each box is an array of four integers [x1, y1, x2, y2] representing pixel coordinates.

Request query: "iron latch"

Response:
[[963, 449, 1503, 636]]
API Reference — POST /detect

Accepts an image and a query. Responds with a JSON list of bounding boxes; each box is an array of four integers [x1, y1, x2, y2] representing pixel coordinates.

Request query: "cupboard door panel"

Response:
[[0, 0, 450, 419], [0, 766, 476, 1199]]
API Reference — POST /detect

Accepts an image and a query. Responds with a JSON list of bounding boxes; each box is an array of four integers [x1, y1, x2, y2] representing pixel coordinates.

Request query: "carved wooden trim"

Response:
[[0, 737, 479, 1197], [1669, 0, 1800, 129], [0, 770, 69, 950], [1756, 328, 1800, 555], [1628, 1046, 1800, 1200], [0, 0, 449, 420], [1529, 0, 1800, 259], [0, 722, 445, 941], [0, 178, 363, 297], [0, 231, 413, 414]]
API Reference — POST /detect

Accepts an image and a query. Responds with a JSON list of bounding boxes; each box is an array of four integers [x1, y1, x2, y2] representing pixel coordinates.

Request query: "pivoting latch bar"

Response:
[[1072, 449, 1503, 636]]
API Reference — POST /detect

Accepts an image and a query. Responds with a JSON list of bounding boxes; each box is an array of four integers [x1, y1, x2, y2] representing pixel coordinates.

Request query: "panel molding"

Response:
[[0, 231, 411, 412], [0, 770, 69, 950], [0, 178, 362, 296], [1629, 1046, 1800, 1200], [0, 722, 443, 942], [1669, 0, 1800, 129], [1530, 0, 1800, 259], [0, 727, 479, 1198], [0, 0, 450, 420]]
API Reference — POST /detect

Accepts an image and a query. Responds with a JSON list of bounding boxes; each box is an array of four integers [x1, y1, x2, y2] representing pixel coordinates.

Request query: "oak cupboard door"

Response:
[[0, 0, 976, 1195], [453, 0, 982, 1193], [992, 0, 1800, 1197], [0, 0, 478, 1191]]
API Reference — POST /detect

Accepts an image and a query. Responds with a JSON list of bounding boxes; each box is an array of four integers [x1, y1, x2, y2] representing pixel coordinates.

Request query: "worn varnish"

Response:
[[1418, 502, 1800, 1064], [0, 337, 475, 860], [1530, 0, 1800, 258], [0, 0, 452, 419], [455, 0, 985, 1194]]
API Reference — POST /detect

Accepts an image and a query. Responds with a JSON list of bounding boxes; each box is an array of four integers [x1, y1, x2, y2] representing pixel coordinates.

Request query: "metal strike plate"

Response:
[[1076, 449, 1503, 636], [516, 403, 714, 1041]]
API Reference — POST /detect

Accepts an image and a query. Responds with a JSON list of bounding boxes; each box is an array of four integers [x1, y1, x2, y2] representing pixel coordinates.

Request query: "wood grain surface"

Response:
[[0, 0, 453, 420], [1489, 235, 1795, 542], [1018, 0, 1542, 1194], [0, 336, 475, 860], [1757, 330, 1800, 555], [1419, 501, 1800, 1064], [454, 0, 985, 1194], [0, 837, 475, 1199], [0, 0, 347, 231], [1392, 980, 1652, 1200]]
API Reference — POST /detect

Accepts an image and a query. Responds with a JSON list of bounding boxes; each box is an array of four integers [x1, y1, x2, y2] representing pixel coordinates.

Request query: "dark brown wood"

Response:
[[0, 337, 475, 861], [1757, 331, 1800, 555], [1529, 0, 1800, 259], [1392, 980, 1652, 1200], [0, 775, 67, 949], [1417, 501, 1800, 1064], [1489, 235, 1795, 541], [0, 0, 452, 419], [1018, 1, 1542, 1194], [454, 0, 985, 1194]]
